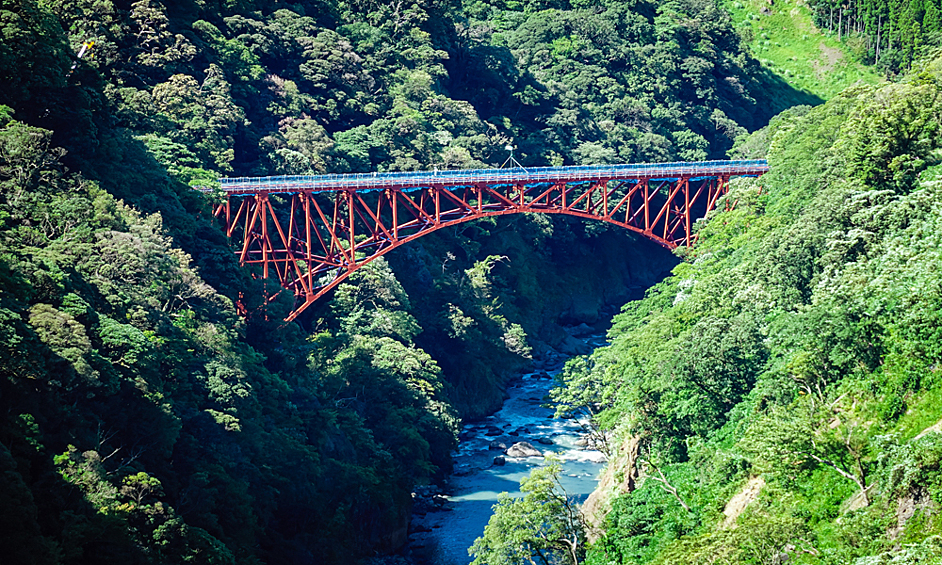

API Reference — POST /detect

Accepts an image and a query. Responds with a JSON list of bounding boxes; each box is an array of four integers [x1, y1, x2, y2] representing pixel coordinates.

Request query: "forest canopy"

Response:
[[3, 0, 940, 562]]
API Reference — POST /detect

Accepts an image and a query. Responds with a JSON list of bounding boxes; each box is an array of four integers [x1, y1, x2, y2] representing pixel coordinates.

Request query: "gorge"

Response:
[[2, 0, 942, 563]]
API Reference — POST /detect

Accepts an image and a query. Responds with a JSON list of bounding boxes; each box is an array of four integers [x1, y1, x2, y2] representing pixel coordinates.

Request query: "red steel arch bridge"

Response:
[[206, 160, 768, 321]]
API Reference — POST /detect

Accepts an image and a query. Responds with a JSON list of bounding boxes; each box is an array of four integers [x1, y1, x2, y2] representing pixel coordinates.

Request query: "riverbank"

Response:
[[406, 331, 609, 565]]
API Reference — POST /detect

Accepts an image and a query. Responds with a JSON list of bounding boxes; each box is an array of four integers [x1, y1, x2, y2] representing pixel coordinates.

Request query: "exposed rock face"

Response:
[[539, 323, 592, 356], [889, 492, 932, 539], [581, 436, 640, 542], [373, 500, 412, 553], [721, 476, 765, 529], [506, 442, 543, 458], [915, 417, 942, 440]]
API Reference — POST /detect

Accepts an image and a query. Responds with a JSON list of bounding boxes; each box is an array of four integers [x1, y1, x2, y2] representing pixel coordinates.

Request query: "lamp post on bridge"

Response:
[[500, 144, 526, 171]]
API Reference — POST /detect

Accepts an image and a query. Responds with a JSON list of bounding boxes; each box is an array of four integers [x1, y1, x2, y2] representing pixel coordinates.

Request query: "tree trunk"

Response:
[[876, 16, 881, 62]]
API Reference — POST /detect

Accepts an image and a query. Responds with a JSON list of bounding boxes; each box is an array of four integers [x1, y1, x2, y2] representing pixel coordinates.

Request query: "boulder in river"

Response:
[[489, 441, 507, 451], [565, 323, 595, 337], [556, 334, 592, 356], [536, 437, 554, 445], [506, 442, 543, 458], [493, 456, 506, 466], [484, 426, 504, 436]]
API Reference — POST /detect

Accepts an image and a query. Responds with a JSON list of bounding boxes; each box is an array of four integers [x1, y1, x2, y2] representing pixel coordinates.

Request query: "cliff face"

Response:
[[560, 61, 942, 565], [582, 436, 642, 542]]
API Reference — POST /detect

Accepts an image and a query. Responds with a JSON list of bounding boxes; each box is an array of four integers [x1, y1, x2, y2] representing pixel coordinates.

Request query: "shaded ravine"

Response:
[[408, 332, 609, 565]]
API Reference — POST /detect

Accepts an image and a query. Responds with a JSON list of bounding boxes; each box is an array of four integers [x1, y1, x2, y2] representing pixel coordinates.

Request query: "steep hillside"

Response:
[[724, 0, 881, 98], [0, 0, 819, 563], [548, 56, 942, 565]]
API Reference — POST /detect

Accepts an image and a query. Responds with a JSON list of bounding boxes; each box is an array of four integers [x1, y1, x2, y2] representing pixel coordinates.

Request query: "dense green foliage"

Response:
[[6, 0, 940, 561], [470, 460, 585, 565], [553, 57, 942, 564], [1, 0, 803, 561], [0, 108, 462, 562]]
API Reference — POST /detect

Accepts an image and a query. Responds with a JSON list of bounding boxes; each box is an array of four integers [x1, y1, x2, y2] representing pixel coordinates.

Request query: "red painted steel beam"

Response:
[[207, 161, 767, 321]]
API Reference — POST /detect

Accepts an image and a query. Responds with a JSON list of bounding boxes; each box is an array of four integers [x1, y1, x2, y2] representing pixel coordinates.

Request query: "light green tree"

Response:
[[470, 461, 585, 565], [740, 395, 873, 505]]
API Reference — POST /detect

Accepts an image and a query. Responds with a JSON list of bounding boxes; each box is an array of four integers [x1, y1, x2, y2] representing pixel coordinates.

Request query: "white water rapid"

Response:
[[409, 335, 608, 565]]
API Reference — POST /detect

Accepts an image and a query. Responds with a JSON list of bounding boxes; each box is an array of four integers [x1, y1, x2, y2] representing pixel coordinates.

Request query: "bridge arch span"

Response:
[[208, 161, 767, 321]]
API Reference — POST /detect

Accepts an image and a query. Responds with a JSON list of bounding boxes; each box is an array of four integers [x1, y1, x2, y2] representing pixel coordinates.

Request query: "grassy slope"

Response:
[[724, 0, 881, 99]]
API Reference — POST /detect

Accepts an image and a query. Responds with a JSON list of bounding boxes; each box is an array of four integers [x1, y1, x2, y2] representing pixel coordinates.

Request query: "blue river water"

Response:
[[408, 338, 608, 565]]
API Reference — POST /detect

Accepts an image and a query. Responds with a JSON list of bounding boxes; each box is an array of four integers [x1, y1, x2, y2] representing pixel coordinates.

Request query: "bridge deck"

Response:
[[214, 160, 769, 195], [208, 159, 770, 321]]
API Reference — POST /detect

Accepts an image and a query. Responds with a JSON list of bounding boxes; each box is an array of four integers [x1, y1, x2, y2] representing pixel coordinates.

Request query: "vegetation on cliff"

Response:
[[0, 0, 811, 562], [7, 0, 940, 561], [550, 56, 942, 564], [724, 0, 881, 99]]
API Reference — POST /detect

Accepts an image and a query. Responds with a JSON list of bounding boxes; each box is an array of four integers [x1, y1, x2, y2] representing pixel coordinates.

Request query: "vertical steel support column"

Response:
[[243, 196, 255, 243], [706, 179, 715, 215], [684, 177, 692, 247], [643, 180, 650, 232], [288, 195, 297, 257], [259, 194, 270, 279], [602, 180, 608, 216], [304, 192, 313, 293], [346, 191, 355, 264], [391, 190, 399, 241]]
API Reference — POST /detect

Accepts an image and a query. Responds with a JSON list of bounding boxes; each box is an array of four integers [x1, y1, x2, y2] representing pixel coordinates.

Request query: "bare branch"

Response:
[[641, 458, 691, 512]]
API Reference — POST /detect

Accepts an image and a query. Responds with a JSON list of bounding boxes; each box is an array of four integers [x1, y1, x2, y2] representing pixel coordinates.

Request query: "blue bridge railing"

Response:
[[208, 160, 769, 194]]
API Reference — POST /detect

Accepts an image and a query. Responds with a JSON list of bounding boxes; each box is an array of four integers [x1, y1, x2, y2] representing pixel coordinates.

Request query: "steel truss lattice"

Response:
[[209, 160, 768, 321]]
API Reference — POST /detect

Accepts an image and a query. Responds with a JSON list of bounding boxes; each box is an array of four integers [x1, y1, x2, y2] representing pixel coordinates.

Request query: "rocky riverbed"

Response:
[[407, 336, 608, 565]]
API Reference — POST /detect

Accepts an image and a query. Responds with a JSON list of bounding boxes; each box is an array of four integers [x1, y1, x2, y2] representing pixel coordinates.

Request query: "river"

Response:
[[408, 333, 608, 565]]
